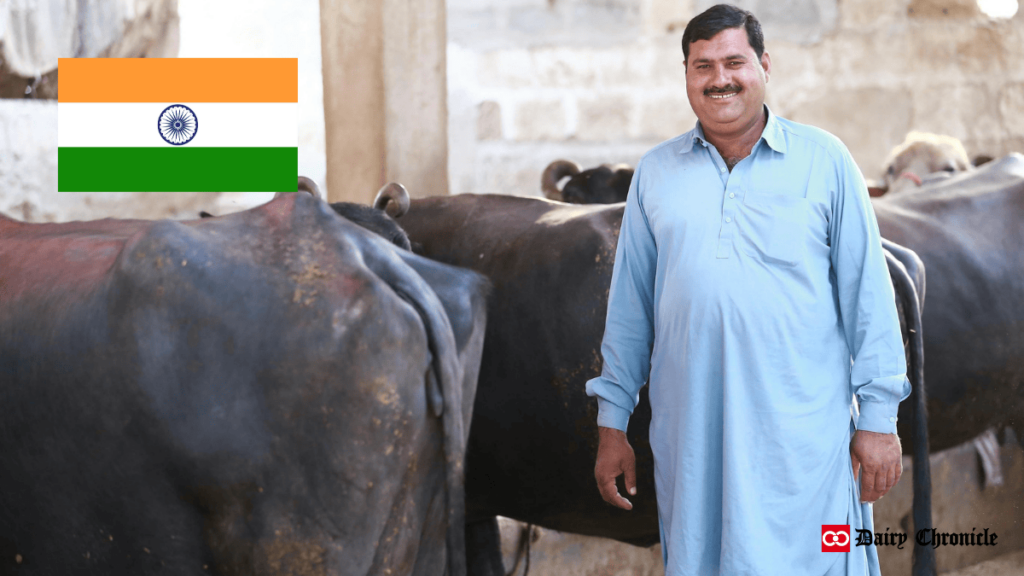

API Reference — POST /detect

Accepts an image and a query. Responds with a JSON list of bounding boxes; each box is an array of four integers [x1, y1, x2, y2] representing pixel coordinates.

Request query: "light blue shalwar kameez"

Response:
[[586, 107, 911, 576]]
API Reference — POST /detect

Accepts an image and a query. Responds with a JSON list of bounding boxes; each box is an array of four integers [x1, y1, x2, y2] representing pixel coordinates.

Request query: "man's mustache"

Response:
[[704, 85, 742, 95]]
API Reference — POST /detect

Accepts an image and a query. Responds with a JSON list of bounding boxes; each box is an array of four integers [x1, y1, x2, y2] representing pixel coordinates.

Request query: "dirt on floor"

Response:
[[941, 549, 1024, 576]]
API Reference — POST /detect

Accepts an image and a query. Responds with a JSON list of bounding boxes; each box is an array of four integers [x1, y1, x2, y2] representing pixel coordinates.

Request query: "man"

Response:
[[586, 5, 909, 575]]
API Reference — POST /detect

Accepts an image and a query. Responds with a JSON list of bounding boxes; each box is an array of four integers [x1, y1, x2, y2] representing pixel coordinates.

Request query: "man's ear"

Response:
[[761, 51, 772, 81]]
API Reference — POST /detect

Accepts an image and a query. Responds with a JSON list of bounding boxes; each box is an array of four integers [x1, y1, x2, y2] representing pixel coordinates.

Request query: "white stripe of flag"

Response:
[[58, 103, 298, 148]]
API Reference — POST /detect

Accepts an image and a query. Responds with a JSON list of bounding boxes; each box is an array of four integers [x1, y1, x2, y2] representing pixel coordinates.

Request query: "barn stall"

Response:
[[1, 0, 1023, 574]]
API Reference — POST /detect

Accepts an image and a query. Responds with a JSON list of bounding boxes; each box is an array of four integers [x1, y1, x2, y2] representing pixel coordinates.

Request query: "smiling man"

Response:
[[586, 4, 910, 576]]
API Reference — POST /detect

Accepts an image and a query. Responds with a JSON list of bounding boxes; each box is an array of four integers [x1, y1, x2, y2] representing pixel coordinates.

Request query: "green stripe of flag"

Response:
[[58, 147, 298, 192]]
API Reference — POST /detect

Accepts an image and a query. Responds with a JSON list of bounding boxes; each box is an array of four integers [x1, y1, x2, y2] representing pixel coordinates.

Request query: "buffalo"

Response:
[[0, 192, 488, 576], [873, 153, 1024, 451], [384, 191, 936, 576]]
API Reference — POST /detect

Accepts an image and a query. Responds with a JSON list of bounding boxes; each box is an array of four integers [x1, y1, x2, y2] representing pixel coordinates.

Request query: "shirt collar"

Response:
[[677, 104, 787, 155], [761, 105, 787, 154]]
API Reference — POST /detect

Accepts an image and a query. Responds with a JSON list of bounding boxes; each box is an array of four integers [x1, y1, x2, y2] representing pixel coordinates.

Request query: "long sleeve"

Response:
[[828, 146, 912, 435], [585, 160, 658, 432]]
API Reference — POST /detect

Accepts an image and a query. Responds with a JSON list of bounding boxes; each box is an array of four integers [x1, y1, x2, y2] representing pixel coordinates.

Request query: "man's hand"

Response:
[[595, 426, 636, 510], [850, 430, 902, 503]]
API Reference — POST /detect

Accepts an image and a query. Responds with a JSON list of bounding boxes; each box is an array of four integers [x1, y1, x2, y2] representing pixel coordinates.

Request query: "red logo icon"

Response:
[[822, 525, 851, 552]]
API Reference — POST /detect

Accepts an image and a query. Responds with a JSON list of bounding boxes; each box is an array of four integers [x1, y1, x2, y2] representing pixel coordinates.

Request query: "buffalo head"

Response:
[[881, 131, 971, 195], [541, 160, 634, 204]]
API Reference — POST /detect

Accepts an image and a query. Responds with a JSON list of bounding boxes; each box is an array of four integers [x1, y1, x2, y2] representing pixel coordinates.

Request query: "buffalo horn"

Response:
[[274, 176, 324, 201], [374, 182, 411, 218], [296, 176, 324, 199], [541, 159, 581, 201]]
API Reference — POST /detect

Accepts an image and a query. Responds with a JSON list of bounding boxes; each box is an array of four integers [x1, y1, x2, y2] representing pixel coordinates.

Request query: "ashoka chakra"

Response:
[[158, 105, 198, 146]]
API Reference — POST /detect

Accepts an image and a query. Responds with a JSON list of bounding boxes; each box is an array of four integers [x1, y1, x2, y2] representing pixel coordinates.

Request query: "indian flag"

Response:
[[58, 58, 298, 192]]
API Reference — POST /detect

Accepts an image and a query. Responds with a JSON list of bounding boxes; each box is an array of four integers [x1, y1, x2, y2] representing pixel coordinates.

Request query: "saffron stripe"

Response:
[[58, 147, 298, 192], [57, 58, 298, 103]]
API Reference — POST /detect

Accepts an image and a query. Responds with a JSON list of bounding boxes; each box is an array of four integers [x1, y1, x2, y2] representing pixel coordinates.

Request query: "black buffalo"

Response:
[[874, 153, 1024, 452], [0, 192, 488, 576], [541, 160, 634, 204], [392, 194, 934, 575]]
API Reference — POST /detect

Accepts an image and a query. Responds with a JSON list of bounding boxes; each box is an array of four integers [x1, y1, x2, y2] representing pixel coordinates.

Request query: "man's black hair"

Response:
[[681, 4, 764, 63]]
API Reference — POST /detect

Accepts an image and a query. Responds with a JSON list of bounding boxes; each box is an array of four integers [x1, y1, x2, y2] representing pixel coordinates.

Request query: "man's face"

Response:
[[685, 26, 771, 136]]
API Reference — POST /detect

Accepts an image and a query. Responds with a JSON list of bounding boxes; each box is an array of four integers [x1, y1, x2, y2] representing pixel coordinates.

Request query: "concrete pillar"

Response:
[[319, 0, 448, 204], [318, 0, 385, 204], [382, 0, 449, 199]]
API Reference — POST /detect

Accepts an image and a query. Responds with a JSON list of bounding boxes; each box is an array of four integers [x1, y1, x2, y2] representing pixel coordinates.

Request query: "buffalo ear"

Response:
[[611, 168, 635, 202]]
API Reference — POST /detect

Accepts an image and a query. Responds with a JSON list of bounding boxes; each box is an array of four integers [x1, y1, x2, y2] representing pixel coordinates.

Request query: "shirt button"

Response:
[[725, 217, 732, 223], [729, 193, 735, 199], [720, 167, 726, 173], [889, 417, 896, 423]]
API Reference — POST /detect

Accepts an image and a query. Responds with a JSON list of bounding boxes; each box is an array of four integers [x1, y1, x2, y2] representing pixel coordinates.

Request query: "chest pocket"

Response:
[[739, 193, 817, 267]]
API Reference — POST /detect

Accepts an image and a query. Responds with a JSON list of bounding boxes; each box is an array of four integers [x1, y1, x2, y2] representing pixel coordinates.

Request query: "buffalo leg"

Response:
[[466, 518, 505, 576]]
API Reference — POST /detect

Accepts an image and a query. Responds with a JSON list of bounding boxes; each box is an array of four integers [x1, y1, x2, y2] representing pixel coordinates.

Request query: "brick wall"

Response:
[[4, 1, 1021, 221], [447, 0, 1024, 196]]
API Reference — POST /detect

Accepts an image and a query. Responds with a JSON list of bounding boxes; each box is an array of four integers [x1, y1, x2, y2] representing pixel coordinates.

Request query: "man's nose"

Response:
[[712, 64, 730, 87]]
